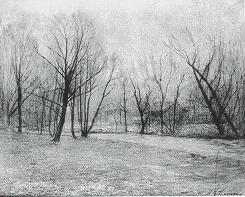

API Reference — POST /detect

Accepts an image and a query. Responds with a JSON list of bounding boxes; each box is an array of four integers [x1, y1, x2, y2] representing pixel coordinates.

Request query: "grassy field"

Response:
[[0, 129, 244, 196]]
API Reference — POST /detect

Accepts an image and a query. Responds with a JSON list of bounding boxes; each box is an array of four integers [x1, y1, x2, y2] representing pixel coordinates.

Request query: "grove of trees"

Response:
[[0, 9, 245, 141]]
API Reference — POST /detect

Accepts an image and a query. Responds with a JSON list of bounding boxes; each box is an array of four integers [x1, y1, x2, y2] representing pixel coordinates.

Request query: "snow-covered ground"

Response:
[[0, 129, 244, 196]]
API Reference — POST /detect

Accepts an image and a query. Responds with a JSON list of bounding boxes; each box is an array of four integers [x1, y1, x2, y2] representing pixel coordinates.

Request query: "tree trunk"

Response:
[[17, 85, 22, 133], [52, 104, 67, 141], [40, 93, 46, 135], [173, 100, 177, 133], [4, 113, 10, 127], [119, 109, 122, 124], [81, 131, 88, 137], [139, 112, 145, 134], [160, 114, 164, 133], [6, 115, 10, 127], [4, 102, 11, 127], [48, 80, 59, 136], [83, 81, 88, 136], [114, 111, 118, 132], [140, 123, 146, 134], [70, 95, 76, 139], [48, 100, 54, 136], [52, 88, 69, 142], [123, 89, 128, 132], [223, 112, 239, 138], [79, 93, 83, 134], [53, 89, 62, 136], [242, 79, 245, 138], [124, 109, 128, 132], [215, 121, 225, 136]]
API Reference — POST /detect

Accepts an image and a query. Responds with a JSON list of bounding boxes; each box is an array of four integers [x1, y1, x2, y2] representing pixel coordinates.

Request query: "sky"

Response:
[[4, 0, 185, 14], [1, 0, 186, 54], [1, 0, 244, 81]]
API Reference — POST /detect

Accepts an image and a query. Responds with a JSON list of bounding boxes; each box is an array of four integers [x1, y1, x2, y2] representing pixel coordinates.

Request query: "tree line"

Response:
[[0, 12, 244, 141]]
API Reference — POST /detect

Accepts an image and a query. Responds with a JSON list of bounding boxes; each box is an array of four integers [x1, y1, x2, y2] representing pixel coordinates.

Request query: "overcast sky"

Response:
[[1, 0, 187, 54], [5, 0, 187, 14], [1, 0, 244, 79]]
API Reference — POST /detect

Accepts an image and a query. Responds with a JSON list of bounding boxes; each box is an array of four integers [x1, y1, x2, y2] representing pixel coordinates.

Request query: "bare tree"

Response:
[[77, 59, 115, 137], [151, 56, 173, 133], [35, 14, 104, 141], [169, 30, 240, 138], [131, 81, 151, 134], [116, 76, 129, 132], [1, 19, 39, 133], [121, 77, 128, 132], [167, 75, 185, 133]]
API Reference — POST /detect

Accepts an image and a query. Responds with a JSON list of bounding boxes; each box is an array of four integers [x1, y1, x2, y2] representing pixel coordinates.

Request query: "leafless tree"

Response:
[[121, 77, 128, 132], [169, 30, 241, 138], [0, 19, 39, 133], [77, 57, 115, 137], [131, 81, 151, 134], [151, 56, 173, 133], [145, 54, 185, 134], [116, 76, 129, 132], [34, 14, 105, 141]]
